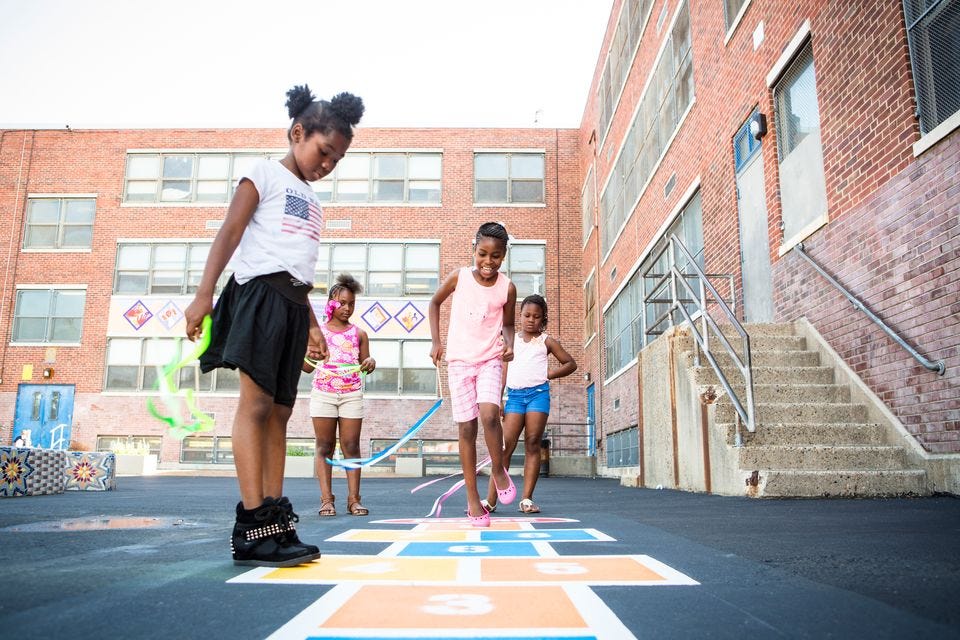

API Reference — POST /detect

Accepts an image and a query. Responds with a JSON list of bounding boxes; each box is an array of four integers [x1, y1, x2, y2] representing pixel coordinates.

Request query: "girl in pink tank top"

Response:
[[429, 222, 518, 527]]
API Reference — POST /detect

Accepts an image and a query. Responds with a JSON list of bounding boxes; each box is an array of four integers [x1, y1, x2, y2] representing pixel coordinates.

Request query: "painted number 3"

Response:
[[421, 593, 494, 616]]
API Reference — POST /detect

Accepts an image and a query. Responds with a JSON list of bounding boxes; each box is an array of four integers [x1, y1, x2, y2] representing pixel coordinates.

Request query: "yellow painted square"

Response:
[[482, 556, 667, 583], [263, 556, 459, 582]]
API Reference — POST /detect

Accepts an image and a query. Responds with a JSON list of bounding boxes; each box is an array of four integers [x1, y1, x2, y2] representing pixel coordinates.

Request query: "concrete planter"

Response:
[[115, 454, 158, 476], [284, 456, 316, 478]]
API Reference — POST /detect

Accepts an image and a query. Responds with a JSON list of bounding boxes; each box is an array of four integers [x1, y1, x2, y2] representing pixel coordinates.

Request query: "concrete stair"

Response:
[[692, 322, 929, 498]]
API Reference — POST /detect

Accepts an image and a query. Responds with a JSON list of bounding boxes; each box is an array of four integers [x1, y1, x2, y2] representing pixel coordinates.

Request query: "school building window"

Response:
[[365, 339, 437, 397], [474, 152, 545, 204], [606, 427, 639, 467], [23, 197, 95, 250], [96, 435, 161, 457], [180, 436, 233, 464], [774, 42, 828, 249], [122, 151, 282, 204], [369, 438, 460, 470], [597, 0, 656, 145], [313, 241, 440, 298], [723, 0, 750, 30], [584, 273, 597, 343], [104, 337, 240, 392], [113, 241, 230, 295], [12, 287, 86, 343], [582, 167, 595, 245], [313, 151, 442, 204], [600, 1, 694, 256], [903, 0, 960, 134], [505, 243, 546, 299], [603, 191, 703, 378]]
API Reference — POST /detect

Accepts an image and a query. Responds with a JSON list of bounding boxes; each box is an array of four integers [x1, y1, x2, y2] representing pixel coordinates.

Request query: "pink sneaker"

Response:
[[466, 505, 490, 528]]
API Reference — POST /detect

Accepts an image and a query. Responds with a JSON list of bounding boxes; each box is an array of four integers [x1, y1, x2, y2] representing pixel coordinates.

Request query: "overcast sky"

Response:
[[0, 0, 614, 130]]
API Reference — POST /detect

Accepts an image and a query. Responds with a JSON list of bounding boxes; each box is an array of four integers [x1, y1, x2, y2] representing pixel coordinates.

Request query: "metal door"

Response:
[[13, 384, 75, 449], [586, 383, 596, 456], [734, 114, 775, 322]]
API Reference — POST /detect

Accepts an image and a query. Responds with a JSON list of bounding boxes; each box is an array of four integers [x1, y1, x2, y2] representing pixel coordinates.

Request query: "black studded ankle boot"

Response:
[[231, 497, 318, 567], [276, 496, 321, 558]]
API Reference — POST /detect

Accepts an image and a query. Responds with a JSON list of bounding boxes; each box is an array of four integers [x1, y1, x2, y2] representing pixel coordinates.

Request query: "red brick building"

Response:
[[1, 0, 957, 475]]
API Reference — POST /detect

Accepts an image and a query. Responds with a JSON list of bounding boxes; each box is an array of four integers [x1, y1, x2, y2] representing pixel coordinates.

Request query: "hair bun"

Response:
[[329, 92, 365, 126], [285, 84, 315, 120]]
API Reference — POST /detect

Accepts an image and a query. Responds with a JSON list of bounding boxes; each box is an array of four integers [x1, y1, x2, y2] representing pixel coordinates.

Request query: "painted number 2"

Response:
[[421, 593, 494, 616]]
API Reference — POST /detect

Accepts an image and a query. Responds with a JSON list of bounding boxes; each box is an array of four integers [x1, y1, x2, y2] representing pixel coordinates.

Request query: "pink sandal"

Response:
[[492, 469, 516, 505]]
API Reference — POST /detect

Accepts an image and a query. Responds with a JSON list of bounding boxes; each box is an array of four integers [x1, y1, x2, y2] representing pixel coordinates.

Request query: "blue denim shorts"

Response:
[[504, 382, 551, 415]]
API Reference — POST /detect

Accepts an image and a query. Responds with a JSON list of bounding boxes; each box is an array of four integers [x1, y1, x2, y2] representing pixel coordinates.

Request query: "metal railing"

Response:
[[794, 243, 945, 375], [542, 422, 593, 456], [643, 234, 756, 441]]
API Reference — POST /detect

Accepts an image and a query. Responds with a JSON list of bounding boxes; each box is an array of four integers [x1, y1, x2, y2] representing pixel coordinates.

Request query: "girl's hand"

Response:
[[307, 326, 328, 361], [184, 298, 212, 341], [430, 342, 444, 366], [360, 357, 376, 373], [501, 345, 514, 363]]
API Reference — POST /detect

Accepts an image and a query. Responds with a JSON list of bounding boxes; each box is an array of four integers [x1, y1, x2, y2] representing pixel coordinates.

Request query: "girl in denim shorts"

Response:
[[305, 273, 376, 517], [485, 294, 577, 514]]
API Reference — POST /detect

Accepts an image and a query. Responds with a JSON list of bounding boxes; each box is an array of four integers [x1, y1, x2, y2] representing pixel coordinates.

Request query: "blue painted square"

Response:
[[397, 542, 539, 557], [310, 636, 596, 640]]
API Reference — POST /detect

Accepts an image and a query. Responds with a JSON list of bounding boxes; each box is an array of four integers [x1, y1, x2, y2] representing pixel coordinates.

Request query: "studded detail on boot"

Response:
[[231, 497, 318, 567]]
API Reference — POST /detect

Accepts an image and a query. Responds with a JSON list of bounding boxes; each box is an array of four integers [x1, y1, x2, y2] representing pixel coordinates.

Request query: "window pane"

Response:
[[337, 155, 369, 179], [369, 245, 403, 269], [402, 368, 436, 395], [405, 272, 438, 294], [144, 338, 178, 365], [105, 366, 139, 390], [215, 367, 240, 391], [365, 368, 398, 394], [163, 155, 194, 179], [196, 181, 228, 202], [52, 290, 85, 317], [510, 245, 545, 271], [312, 178, 333, 201], [332, 245, 366, 273], [409, 154, 441, 179], [405, 245, 439, 269], [408, 181, 441, 202], [475, 154, 508, 178], [511, 273, 544, 298], [197, 155, 229, 179], [17, 289, 50, 316], [13, 318, 45, 341], [125, 181, 157, 201], [511, 154, 544, 179], [403, 341, 434, 367], [368, 271, 402, 296], [25, 226, 57, 248], [373, 180, 404, 201], [373, 155, 405, 178], [28, 199, 60, 223], [232, 156, 258, 181], [511, 181, 544, 203], [476, 181, 508, 202], [160, 181, 191, 201], [127, 155, 160, 179], [107, 338, 141, 364], [336, 180, 368, 201], [116, 273, 148, 294], [372, 341, 400, 367], [62, 226, 93, 247]]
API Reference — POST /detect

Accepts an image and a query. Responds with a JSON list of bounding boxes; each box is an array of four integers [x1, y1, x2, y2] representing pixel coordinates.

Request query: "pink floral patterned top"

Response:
[[312, 324, 362, 393]]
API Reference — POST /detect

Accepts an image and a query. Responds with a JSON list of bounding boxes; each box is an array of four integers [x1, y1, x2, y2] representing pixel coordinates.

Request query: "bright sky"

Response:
[[0, 0, 614, 130]]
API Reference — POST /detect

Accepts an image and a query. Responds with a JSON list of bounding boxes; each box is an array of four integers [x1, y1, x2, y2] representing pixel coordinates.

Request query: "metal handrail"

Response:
[[794, 243, 945, 375], [643, 234, 756, 439]]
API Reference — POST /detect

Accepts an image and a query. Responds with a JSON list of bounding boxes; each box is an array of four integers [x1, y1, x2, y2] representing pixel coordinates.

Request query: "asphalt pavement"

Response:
[[1, 474, 958, 639]]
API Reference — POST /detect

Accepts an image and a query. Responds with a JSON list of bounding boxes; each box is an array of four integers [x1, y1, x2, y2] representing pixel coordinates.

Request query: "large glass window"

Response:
[[313, 152, 441, 203], [582, 167, 595, 245], [597, 0, 656, 144], [505, 244, 546, 299], [104, 337, 237, 392], [724, 0, 750, 30], [606, 427, 639, 467], [584, 273, 597, 342], [24, 198, 95, 250], [365, 340, 437, 397], [474, 153, 545, 204], [96, 435, 161, 457], [123, 152, 283, 204], [180, 436, 233, 464], [603, 191, 703, 378], [600, 1, 695, 256], [314, 242, 439, 297], [774, 42, 828, 247], [13, 288, 85, 343], [903, 0, 959, 134], [114, 242, 228, 295]]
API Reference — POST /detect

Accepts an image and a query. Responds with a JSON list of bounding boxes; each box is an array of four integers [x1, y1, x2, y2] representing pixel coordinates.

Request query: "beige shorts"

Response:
[[309, 389, 364, 419]]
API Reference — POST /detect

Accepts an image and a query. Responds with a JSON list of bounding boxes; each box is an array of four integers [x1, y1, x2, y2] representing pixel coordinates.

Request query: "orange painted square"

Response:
[[482, 556, 667, 582], [322, 585, 586, 629]]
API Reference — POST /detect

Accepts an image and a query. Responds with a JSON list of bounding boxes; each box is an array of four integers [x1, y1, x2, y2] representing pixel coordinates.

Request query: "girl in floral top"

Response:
[[304, 273, 376, 516]]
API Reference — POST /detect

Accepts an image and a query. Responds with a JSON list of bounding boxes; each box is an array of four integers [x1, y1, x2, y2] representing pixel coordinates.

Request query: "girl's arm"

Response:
[[500, 282, 517, 362], [184, 179, 259, 340], [306, 304, 328, 362], [357, 327, 376, 373], [429, 269, 460, 366], [545, 336, 577, 380]]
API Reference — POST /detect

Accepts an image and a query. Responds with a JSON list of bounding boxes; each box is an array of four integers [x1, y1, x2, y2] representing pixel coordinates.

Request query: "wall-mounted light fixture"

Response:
[[750, 112, 768, 140], [583, 372, 591, 382], [42, 367, 54, 379]]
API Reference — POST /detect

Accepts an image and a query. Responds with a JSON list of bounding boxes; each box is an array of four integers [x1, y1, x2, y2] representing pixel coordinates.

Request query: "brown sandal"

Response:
[[318, 495, 336, 517], [347, 496, 369, 516]]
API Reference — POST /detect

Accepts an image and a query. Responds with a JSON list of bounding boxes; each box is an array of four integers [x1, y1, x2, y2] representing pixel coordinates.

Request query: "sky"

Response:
[[0, 0, 614, 130]]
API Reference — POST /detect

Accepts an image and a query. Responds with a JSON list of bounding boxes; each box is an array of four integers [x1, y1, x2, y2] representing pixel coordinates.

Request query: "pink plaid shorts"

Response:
[[447, 357, 503, 423]]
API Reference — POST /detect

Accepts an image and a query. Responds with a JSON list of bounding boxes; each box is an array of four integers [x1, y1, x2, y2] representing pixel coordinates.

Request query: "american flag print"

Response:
[[282, 194, 322, 240]]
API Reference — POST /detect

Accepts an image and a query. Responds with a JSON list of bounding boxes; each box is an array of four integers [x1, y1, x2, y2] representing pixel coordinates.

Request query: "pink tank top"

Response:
[[446, 267, 510, 363], [313, 324, 362, 393]]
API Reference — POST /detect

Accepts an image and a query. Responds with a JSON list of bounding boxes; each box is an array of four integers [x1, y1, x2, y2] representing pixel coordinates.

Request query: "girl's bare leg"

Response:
[[487, 411, 524, 506], [337, 417, 364, 507], [479, 402, 510, 494], [263, 402, 292, 499], [312, 417, 338, 506], [233, 372, 276, 509], [521, 412, 549, 500], [458, 418, 483, 517]]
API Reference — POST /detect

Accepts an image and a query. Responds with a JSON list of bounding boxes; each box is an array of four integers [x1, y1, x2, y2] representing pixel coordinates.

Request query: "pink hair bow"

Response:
[[324, 299, 341, 321]]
